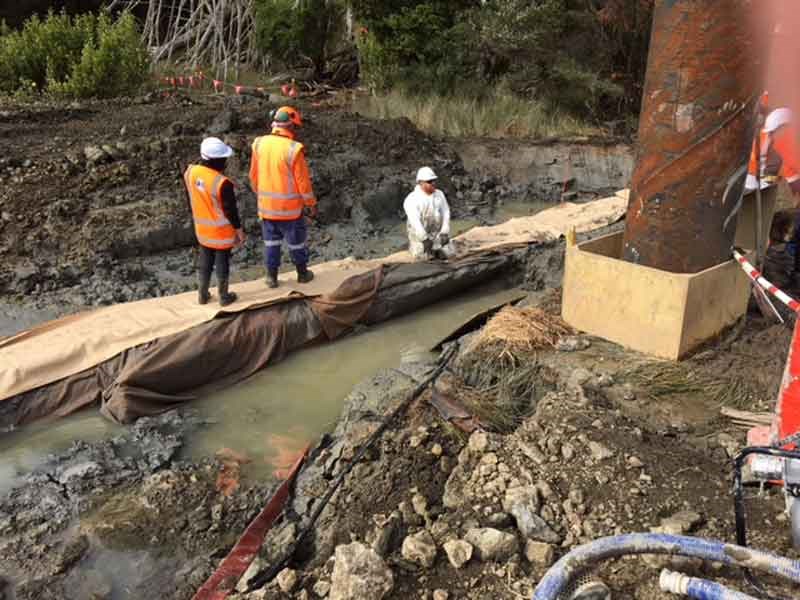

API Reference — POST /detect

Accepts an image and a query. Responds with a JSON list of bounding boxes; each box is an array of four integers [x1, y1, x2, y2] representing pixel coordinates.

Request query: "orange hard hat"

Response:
[[273, 105, 302, 127]]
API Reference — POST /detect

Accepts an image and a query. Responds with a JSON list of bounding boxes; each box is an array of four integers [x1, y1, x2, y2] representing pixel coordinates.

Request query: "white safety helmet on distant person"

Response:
[[764, 108, 793, 133], [416, 166, 438, 183], [200, 137, 234, 160]]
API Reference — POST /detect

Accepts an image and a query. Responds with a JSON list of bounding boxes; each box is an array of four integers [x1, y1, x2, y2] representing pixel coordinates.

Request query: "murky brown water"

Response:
[[184, 284, 525, 480], [0, 284, 525, 491]]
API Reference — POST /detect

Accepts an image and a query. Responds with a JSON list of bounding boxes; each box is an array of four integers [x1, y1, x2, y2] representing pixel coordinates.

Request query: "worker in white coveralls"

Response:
[[403, 167, 456, 260]]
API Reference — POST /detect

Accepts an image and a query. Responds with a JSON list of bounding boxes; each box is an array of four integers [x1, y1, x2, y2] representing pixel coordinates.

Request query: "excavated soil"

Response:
[[0, 92, 630, 336]]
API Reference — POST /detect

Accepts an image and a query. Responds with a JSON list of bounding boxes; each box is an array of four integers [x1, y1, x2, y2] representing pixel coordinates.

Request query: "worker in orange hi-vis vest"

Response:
[[184, 137, 246, 306], [249, 106, 317, 289]]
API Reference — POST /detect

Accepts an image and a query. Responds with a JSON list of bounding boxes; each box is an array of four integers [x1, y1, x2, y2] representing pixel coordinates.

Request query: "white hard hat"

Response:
[[764, 108, 793, 133], [416, 166, 437, 182], [200, 137, 234, 160]]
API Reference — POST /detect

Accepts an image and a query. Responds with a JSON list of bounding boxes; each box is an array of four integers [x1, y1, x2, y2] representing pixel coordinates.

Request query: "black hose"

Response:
[[246, 343, 459, 592], [733, 446, 800, 600]]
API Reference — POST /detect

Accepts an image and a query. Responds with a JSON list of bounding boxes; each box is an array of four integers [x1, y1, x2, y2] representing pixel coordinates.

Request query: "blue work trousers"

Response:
[[262, 218, 308, 271]]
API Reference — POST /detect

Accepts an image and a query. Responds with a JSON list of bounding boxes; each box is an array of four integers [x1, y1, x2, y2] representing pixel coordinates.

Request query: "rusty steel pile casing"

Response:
[[622, 0, 760, 274]]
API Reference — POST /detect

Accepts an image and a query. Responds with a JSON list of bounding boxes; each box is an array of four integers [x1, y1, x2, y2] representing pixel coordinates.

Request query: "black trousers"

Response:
[[198, 245, 231, 281]]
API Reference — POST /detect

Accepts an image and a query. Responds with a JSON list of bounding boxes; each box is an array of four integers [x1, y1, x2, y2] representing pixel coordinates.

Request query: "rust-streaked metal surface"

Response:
[[622, 0, 760, 274]]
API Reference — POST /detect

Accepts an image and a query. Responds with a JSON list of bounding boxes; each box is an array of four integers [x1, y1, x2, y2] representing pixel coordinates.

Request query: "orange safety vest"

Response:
[[772, 124, 800, 185], [748, 130, 783, 183], [184, 164, 236, 249], [251, 132, 314, 221]]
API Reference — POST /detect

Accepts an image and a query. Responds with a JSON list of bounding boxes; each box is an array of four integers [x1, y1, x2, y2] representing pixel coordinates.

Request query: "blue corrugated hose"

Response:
[[532, 534, 800, 600]]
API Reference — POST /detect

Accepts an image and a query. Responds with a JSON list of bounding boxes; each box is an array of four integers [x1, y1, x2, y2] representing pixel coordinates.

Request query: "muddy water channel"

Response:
[[186, 284, 525, 480], [0, 284, 524, 492]]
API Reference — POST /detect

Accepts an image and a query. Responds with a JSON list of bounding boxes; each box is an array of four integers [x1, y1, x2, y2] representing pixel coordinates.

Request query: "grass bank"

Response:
[[351, 88, 600, 139]]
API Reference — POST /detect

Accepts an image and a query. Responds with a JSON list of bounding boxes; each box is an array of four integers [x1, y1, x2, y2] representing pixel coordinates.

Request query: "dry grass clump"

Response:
[[437, 306, 568, 433], [622, 360, 764, 409], [465, 306, 573, 367]]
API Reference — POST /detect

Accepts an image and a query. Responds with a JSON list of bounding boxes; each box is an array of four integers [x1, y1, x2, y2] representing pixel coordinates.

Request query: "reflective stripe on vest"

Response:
[[185, 165, 236, 249], [254, 135, 306, 220]]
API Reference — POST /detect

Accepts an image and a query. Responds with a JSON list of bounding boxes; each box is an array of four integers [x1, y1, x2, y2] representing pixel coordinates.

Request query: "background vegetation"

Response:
[[1, 1, 654, 135], [0, 10, 150, 98]]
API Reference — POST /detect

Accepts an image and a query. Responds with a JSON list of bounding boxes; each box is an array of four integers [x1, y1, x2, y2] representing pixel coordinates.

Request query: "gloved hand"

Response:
[[422, 238, 434, 254], [439, 233, 449, 246], [303, 205, 318, 219]]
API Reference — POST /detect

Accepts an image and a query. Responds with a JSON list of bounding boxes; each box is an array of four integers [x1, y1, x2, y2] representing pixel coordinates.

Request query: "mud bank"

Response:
[[0, 94, 631, 337]]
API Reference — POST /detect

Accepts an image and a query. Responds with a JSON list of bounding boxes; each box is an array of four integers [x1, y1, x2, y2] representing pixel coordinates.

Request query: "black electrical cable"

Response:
[[246, 343, 459, 592], [733, 446, 800, 600]]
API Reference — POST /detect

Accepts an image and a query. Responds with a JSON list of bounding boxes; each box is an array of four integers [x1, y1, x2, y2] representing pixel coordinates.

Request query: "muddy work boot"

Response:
[[198, 273, 212, 305], [266, 269, 279, 289], [218, 278, 237, 306], [296, 265, 314, 284]]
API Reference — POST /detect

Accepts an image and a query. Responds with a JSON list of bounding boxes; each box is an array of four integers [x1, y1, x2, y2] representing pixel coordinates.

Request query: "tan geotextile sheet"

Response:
[[0, 193, 627, 404]]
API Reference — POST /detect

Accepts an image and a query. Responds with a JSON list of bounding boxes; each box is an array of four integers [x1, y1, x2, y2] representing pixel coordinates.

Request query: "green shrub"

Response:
[[351, 0, 651, 126], [51, 12, 150, 98], [0, 11, 149, 98]]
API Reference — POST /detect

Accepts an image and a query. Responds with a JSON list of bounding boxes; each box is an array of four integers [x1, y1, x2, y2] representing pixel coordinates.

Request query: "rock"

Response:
[[411, 493, 428, 518], [443, 539, 473, 569], [433, 590, 449, 600], [296, 591, 310, 600], [236, 558, 267, 593], [517, 440, 546, 465], [431, 443, 443, 456], [468, 431, 489, 454], [207, 108, 239, 134], [503, 485, 540, 516], [627, 456, 644, 468], [368, 512, 401, 557], [276, 568, 298, 593], [313, 580, 331, 597], [84, 145, 110, 164], [101, 144, 121, 160], [568, 368, 593, 388], [329, 542, 394, 600], [555, 337, 591, 352], [588, 441, 614, 461], [561, 442, 576, 461], [652, 511, 704, 535], [464, 528, 519, 562], [401, 530, 437, 568], [487, 512, 513, 528], [525, 540, 555, 567], [398, 500, 423, 527], [513, 510, 560, 544], [597, 374, 614, 387]]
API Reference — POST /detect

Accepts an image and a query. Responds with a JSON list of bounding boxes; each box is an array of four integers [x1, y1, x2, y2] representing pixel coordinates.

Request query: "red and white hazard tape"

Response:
[[732, 247, 800, 312]]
